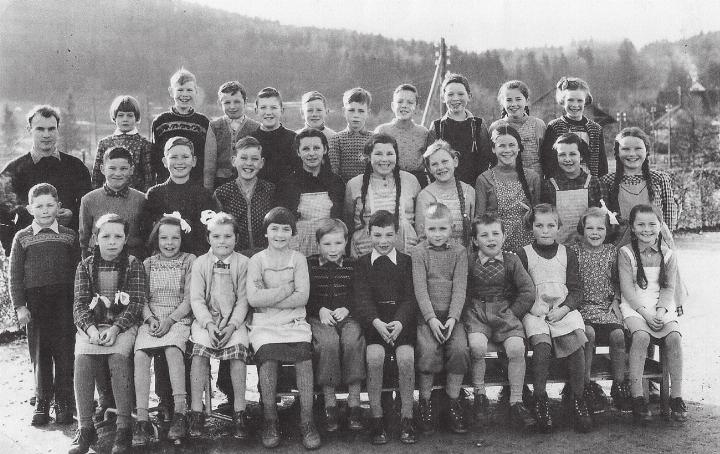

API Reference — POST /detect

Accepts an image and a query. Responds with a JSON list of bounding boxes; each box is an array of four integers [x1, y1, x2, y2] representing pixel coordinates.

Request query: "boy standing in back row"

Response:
[[328, 87, 373, 182]]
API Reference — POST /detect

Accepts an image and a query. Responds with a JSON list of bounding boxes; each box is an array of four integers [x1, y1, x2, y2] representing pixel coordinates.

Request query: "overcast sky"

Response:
[[186, 0, 719, 52]]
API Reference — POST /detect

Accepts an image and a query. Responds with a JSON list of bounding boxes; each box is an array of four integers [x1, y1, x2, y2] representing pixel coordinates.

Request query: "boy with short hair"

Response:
[[10, 183, 80, 426], [79, 147, 146, 259], [250, 87, 297, 185], [145, 136, 215, 257], [353, 210, 416, 445], [307, 218, 365, 433], [92, 95, 154, 191], [151, 68, 210, 184], [203, 81, 261, 190], [411, 203, 469, 435], [328, 87, 373, 181], [296, 91, 336, 141]]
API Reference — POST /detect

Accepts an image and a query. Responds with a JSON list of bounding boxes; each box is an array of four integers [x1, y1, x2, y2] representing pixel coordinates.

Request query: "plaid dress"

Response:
[[135, 253, 194, 352]]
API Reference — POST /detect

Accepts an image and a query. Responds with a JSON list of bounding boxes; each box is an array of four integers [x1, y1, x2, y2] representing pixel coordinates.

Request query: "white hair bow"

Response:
[[163, 211, 192, 233], [88, 291, 129, 310], [200, 209, 218, 226], [600, 199, 619, 225]]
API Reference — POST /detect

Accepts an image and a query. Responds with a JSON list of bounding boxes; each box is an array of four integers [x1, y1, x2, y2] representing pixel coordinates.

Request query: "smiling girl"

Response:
[[475, 126, 540, 252], [414, 140, 475, 248], [344, 133, 421, 257], [427, 73, 493, 185], [277, 128, 345, 256]]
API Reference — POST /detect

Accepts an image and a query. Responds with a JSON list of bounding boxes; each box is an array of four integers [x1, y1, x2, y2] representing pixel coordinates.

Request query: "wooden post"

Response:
[[439, 37, 448, 116]]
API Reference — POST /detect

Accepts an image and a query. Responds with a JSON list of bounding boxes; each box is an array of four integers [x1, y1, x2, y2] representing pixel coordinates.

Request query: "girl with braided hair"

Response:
[[344, 133, 421, 258], [70, 213, 146, 454], [475, 125, 541, 253], [415, 140, 475, 248]]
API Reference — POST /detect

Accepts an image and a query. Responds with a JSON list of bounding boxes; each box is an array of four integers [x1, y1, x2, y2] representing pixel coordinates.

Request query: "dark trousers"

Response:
[[26, 284, 75, 403]]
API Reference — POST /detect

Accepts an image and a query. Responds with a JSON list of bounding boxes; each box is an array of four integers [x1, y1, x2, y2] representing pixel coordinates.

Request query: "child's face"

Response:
[[532, 212, 560, 245], [473, 222, 505, 258], [369, 142, 397, 178], [583, 216, 607, 247], [163, 145, 197, 180], [303, 99, 327, 129], [169, 81, 196, 113], [426, 149, 458, 183], [255, 96, 283, 130], [562, 89, 586, 120], [265, 223, 293, 250], [318, 230, 346, 263], [370, 225, 396, 255], [297, 136, 326, 172], [114, 111, 137, 133], [617, 136, 647, 173], [391, 90, 417, 121], [556, 142, 582, 178], [424, 217, 452, 248], [158, 223, 182, 259], [102, 158, 133, 191], [631, 211, 661, 246], [492, 134, 519, 167], [343, 102, 368, 132], [97, 222, 127, 261], [28, 114, 59, 153], [232, 146, 264, 181], [208, 223, 236, 259], [501, 88, 528, 120], [443, 82, 470, 116], [28, 193, 59, 227], [219, 92, 246, 120]]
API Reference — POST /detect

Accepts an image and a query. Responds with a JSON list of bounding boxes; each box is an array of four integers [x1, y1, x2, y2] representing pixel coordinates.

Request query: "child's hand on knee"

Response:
[[428, 317, 446, 344], [373, 318, 392, 344], [155, 318, 174, 337], [86, 325, 100, 344], [443, 317, 456, 338], [15, 306, 31, 326], [319, 307, 336, 326], [387, 321, 403, 342], [332, 307, 349, 323], [98, 325, 120, 346], [148, 316, 160, 334], [216, 323, 236, 348], [546, 306, 570, 323], [207, 322, 221, 347]]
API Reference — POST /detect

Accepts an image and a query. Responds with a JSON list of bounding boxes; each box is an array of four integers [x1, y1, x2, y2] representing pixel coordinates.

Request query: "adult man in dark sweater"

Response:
[[0, 105, 91, 254]]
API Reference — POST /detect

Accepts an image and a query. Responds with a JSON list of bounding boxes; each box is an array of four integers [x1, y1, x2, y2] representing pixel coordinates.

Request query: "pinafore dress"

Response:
[[550, 174, 591, 244], [291, 191, 333, 256], [493, 170, 534, 252]]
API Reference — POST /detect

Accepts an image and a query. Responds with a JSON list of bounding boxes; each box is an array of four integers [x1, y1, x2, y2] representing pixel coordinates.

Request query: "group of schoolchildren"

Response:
[[6, 67, 688, 454]]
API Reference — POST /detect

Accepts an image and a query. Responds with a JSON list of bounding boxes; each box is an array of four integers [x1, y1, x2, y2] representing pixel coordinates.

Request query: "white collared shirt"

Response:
[[113, 128, 139, 136], [210, 252, 232, 265], [371, 248, 397, 265], [31, 220, 59, 235], [478, 251, 504, 265]]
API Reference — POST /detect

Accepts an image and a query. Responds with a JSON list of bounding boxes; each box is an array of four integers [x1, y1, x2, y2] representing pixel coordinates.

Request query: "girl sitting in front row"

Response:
[[186, 212, 251, 440], [518, 204, 592, 434], [133, 214, 196, 446], [70, 214, 146, 454], [619, 204, 686, 422], [247, 207, 320, 450], [569, 208, 629, 415]]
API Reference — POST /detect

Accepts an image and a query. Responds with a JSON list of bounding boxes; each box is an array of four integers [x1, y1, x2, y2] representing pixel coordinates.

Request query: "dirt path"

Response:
[[1, 232, 719, 453]]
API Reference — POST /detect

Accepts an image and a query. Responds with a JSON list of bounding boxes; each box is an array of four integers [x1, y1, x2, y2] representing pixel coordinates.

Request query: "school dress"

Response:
[[190, 252, 250, 361], [247, 250, 312, 364], [415, 181, 475, 248], [521, 244, 587, 358], [463, 252, 534, 343], [619, 245, 680, 338], [135, 253, 195, 352], [345, 171, 420, 258]]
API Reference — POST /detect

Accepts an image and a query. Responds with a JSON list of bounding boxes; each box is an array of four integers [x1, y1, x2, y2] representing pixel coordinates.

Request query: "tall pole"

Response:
[[439, 37, 448, 116], [666, 104, 672, 167], [421, 59, 441, 128]]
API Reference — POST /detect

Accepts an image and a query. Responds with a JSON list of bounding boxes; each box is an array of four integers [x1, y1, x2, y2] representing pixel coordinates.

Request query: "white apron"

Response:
[[551, 174, 591, 244], [291, 191, 333, 256]]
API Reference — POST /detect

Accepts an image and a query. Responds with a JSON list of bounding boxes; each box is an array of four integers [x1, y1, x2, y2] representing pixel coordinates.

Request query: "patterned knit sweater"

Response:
[[213, 178, 276, 254], [411, 241, 468, 323], [250, 125, 298, 185], [541, 115, 607, 178], [203, 116, 261, 189], [328, 128, 373, 182], [92, 133, 154, 192], [151, 108, 210, 183], [374, 120, 429, 172], [9, 224, 80, 307], [306, 255, 356, 317]]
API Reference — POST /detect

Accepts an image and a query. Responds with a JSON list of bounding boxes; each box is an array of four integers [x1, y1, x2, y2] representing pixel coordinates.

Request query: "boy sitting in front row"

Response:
[[10, 183, 80, 426], [411, 203, 469, 435], [353, 210, 416, 445], [307, 219, 365, 432], [464, 214, 536, 429], [79, 146, 146, 259]]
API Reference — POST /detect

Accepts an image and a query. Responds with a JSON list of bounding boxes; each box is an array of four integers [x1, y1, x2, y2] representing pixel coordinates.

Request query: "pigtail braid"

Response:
[[641, 160, 655, 202], [657, 233, 668, 288], [631, 236, 648, 290], [359, 161, 372, 227], [516, 155, 532, 203], [609, 161, 624, 215], [455, 177, 470, 246]]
